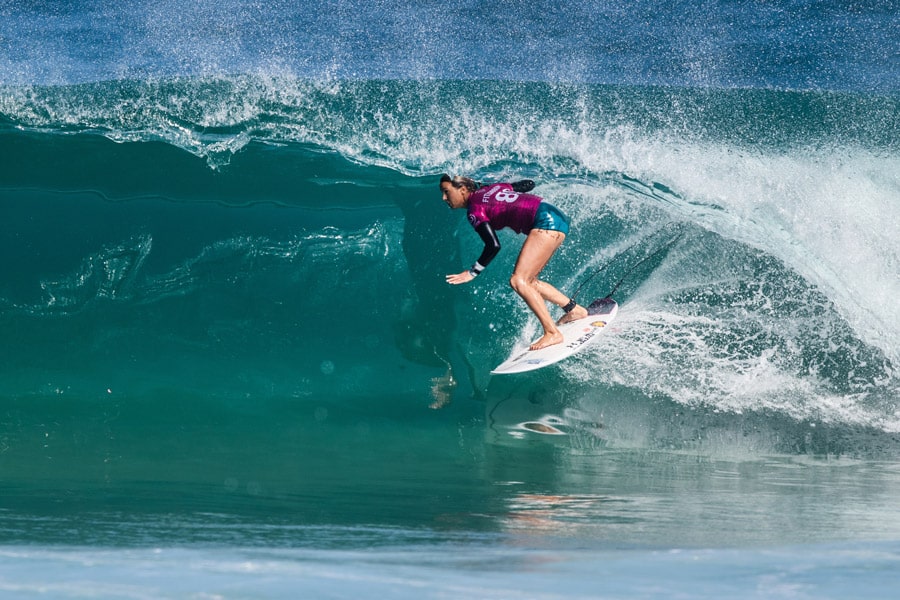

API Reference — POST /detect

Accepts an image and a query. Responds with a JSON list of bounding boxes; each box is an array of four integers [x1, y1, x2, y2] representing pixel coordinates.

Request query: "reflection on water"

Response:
[[483, 375, 900, 547], [2, 381, 900, 550]]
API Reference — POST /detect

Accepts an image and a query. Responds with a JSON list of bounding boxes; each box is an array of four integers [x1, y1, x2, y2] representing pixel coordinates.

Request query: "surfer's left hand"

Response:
[[445, 271, 475, 285]]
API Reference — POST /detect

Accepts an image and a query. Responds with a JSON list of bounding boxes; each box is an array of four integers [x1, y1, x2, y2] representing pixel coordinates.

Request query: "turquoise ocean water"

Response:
[[2, 1, 899, 597]]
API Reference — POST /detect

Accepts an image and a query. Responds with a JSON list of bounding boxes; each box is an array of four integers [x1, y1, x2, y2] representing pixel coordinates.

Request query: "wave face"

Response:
[[1, 77, 897, 446]]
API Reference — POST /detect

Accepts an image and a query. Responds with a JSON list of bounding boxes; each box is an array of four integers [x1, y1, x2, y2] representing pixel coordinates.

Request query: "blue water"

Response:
[[1, 1, 899, 597]]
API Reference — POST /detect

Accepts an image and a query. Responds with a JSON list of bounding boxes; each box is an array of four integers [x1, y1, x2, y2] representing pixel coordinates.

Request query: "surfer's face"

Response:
[[441, 182, 468, 209]]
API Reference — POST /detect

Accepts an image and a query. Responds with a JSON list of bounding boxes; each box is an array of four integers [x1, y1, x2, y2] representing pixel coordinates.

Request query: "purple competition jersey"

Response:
[[466, 183, 543, 234]]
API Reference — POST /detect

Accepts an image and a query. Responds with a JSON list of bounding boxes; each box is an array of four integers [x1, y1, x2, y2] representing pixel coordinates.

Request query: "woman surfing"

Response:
[[439, 175, 588, 350]]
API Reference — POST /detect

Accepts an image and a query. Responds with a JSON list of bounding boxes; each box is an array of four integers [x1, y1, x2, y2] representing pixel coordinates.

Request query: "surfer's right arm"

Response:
[[446, 222, 501, 285]]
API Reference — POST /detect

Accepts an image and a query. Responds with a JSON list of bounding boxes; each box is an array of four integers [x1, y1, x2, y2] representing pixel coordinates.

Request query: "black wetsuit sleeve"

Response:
[[474, 222, 501, 268]]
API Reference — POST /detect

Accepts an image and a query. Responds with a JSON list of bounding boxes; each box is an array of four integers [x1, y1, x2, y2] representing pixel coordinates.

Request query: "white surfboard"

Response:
[[491, 298, 618, 375]]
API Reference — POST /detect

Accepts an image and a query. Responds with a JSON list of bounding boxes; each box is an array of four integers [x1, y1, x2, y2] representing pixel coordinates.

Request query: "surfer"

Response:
[[440, 175, 588, 350]]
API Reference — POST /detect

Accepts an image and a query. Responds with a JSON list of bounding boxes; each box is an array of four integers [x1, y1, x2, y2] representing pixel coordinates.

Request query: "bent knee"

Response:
[[509, 273, 536, 292]]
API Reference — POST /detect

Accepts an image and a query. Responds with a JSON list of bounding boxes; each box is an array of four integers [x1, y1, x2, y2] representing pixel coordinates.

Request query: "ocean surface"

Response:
[[2, 0, 899, 597]]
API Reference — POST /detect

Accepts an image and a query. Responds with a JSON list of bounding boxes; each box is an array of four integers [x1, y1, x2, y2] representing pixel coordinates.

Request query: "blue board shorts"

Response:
[[532, 202, 570, 235]]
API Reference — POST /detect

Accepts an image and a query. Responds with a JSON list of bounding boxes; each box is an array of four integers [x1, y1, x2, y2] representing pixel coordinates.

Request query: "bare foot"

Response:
[[557, 304, 588, 325], [530, 331, 563, 350]]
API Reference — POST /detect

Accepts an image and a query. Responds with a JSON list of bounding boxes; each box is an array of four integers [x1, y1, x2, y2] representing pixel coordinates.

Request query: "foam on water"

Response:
[[2, 541, 900, 599]]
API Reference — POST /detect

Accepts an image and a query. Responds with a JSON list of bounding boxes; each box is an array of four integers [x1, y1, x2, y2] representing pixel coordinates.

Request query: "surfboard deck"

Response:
[[491, 298, 618, 375]]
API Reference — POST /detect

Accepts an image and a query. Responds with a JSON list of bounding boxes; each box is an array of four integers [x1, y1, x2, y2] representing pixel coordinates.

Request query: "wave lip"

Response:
[[2, 78, 898, 171]]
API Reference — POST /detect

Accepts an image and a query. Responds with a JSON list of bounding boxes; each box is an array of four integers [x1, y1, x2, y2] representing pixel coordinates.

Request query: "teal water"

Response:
[[2, 2, 900, 595], [2, 78, 899, 596]]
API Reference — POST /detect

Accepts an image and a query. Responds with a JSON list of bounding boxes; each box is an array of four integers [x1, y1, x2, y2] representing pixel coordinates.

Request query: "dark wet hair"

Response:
[[439, 174, 478, 192]]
